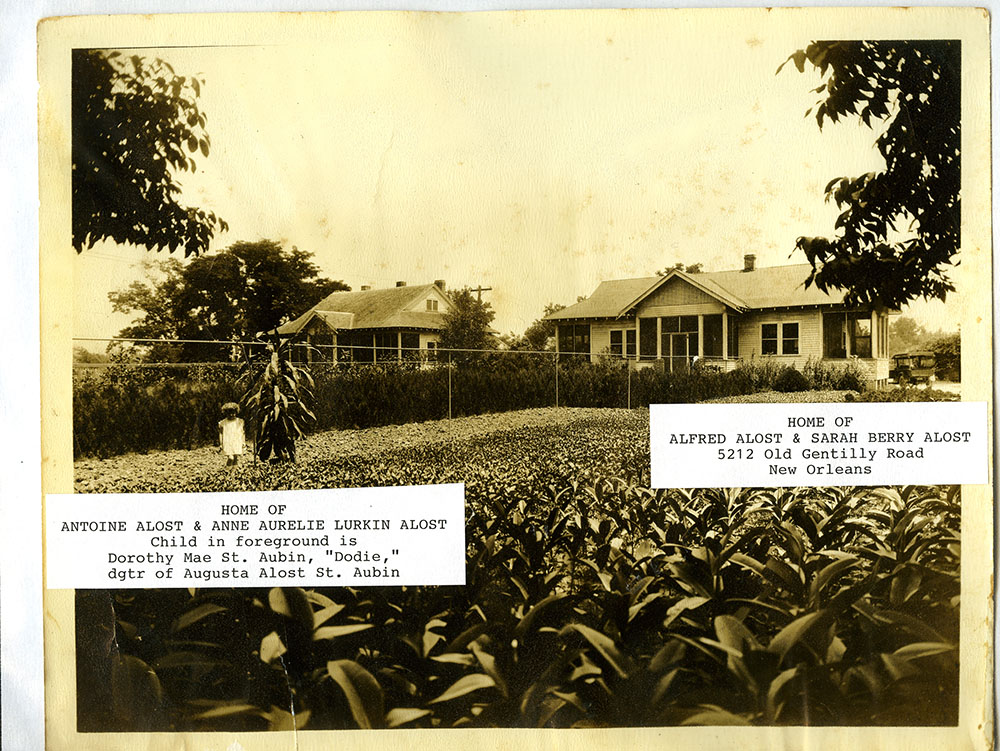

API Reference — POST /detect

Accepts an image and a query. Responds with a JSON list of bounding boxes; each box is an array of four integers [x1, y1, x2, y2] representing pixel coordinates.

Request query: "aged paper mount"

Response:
[[39, 8, 992, 751]]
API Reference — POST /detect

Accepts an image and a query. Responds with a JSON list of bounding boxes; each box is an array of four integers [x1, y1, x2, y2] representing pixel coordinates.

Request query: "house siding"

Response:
[[738, 310, 823, 367], [643, 277, 719, 307], [418, 332, 441, 348], [406, 285, 453, 314], [590, 321, 636, 360]]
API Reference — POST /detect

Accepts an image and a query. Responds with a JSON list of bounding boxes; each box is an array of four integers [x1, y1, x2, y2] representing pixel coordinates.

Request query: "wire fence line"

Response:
[[72, 335, 594, 358], [72, 335, 641, 415]]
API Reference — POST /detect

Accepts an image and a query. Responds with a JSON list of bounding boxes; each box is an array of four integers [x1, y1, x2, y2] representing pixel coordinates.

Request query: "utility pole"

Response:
[[470, 285, 492, 302]]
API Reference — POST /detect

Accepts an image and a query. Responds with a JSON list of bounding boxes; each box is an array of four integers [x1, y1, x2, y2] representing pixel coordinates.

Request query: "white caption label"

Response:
[[46, 484, 465, 589], [650, 402, 988, 488]]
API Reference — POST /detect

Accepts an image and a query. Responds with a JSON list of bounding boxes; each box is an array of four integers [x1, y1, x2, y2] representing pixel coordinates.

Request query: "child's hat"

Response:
[[222, 402, 240, 412]]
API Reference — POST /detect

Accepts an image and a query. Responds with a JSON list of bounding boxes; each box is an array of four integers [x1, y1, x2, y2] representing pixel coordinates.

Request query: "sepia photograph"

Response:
[[38, 8, 992, 749]]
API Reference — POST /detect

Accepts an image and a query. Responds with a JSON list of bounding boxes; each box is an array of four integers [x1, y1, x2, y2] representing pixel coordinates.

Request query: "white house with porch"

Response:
[[277, 280, 453, 363], [544, 255, 892, 386]]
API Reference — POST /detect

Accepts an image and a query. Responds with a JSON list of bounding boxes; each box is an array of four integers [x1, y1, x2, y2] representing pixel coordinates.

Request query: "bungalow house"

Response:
[[545, 255, 892, 386], [277, 280, 452, 363]]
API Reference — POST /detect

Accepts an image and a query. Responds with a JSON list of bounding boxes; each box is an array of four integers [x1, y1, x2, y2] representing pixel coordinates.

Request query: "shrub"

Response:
[[773, 366, 809, 392], [930, 332, 960, 381], [74, 357, 792, 458]]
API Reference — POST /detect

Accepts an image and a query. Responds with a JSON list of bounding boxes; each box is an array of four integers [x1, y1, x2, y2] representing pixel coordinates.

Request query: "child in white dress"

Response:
[[218, 402, 245, 466]]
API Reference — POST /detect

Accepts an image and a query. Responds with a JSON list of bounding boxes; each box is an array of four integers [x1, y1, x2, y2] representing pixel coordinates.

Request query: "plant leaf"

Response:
[[327, 659, 385, 729], [428, 673, 496, 704], [172, 603, 226, 632]]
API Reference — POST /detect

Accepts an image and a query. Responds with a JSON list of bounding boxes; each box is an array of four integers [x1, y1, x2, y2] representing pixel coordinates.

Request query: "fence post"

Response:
[[448, 351, 453, 419], [554, 353, 559, 408]]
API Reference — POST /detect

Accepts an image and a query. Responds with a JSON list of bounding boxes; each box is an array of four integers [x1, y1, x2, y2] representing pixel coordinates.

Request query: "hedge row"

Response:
[[73, 358, 867, 458]]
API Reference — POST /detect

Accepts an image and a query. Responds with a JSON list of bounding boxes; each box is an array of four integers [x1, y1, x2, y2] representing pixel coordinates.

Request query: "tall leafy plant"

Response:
[[241, 334, 316, 462]]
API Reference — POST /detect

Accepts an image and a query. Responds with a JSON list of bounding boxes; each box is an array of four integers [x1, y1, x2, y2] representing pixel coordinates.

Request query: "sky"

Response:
[[72, 12, 959, 346]]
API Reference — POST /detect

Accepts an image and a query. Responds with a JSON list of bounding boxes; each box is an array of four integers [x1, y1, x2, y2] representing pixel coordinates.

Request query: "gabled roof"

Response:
[[278, 284, 448, 335], [545, 263, 848, 321]]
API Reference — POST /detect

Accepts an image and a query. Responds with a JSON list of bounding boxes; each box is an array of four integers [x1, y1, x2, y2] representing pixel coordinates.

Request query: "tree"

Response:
[[109, 240, 348, 361], [930, 332, 960, 381], [73, 49, 228, 255], [507, 303, 566, 351], [656, 263, 703, 276], [888, 316, 930, 356], [439, 288, 497, 361], [783, 41, 960, 308], [73, 346, 109, 364]]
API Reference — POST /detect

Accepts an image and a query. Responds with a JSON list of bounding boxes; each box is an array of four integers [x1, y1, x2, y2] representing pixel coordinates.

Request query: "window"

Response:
[[610, 330, 623, 358], [557, 324, 591, 355], [782, 323, 799, 355], [426, 299, 438, 312], [609, 329, 637, 359], [851, 314, 872, 358], [823, 312, 874, 358], [761, 322, 798, 355], [761, 323, 778, 355]]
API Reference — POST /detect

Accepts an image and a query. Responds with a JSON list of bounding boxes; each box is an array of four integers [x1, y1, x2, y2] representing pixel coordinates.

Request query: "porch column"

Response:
[[722, 311, 728, 361], [397, 331, 402, 362], [634, 316, 640, 362], [697, 316, 704, 359], [656, 317, 662, 360]]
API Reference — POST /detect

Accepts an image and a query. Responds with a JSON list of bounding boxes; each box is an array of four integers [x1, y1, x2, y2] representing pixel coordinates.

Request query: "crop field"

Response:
[[76, 409, 960, 731]]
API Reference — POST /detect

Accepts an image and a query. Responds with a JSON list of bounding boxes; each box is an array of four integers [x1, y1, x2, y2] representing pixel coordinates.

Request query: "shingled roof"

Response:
[[546, 263, 847, 321], [278, 284, 447, 335]]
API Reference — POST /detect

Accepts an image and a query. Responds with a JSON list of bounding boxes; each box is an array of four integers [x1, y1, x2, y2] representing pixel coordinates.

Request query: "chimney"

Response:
[[743, 254, 756, 272], [434, 279, 446, 292], [396, 280, 407, 287], [360, 285, 371, 291]]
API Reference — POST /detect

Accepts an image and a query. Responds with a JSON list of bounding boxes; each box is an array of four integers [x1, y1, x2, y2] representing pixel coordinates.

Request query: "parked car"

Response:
[[889, 351, 937, 384]]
